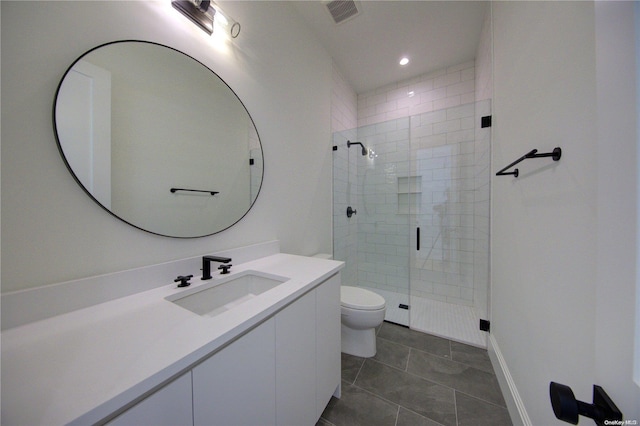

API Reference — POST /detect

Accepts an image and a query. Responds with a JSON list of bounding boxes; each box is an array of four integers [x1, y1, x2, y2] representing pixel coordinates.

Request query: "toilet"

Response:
[[311, 254, 386, 358], [340, 286, 386, 358]]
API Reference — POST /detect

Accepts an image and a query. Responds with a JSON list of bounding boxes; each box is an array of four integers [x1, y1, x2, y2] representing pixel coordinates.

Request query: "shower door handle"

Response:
[[417, 227, 420, 251]]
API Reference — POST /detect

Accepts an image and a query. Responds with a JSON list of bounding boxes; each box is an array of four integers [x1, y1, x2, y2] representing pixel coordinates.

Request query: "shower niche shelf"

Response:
[[398, 176, 421, 215]]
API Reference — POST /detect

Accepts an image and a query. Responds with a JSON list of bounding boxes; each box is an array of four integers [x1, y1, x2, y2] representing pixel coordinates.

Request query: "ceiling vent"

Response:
[[325, 0, 361, 25]]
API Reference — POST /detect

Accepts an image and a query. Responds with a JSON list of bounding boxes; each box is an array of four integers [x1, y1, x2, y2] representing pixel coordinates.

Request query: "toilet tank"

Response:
[[312, 253, 333, 260]]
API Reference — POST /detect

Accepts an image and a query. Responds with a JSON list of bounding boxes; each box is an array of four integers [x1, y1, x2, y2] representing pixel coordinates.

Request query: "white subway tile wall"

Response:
[[355, 117, 411, 298], [409, 102, 478, 306], [332, 61, 490, 314], [331, 64, 358, 133], [357, 60, 476, 128], [354, 61, 484, 306]]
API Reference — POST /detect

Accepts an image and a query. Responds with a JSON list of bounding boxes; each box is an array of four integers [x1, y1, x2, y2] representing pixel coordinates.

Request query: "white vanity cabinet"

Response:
[[315, 273, 341, 416], [274, 273, 341, 424], [275, 289, 317, 424], [108, 373, 193, 426], [192, 273, 341, 426], [98, 272, 340, 426], [193, 318, 277, 426]]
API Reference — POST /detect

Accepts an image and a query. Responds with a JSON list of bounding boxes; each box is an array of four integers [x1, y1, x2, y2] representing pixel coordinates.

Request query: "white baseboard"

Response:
[[487, 334, 532, 426]]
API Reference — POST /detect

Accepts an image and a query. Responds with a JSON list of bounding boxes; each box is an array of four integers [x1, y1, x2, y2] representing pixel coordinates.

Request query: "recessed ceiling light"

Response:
[[399, 57, 410, 66]]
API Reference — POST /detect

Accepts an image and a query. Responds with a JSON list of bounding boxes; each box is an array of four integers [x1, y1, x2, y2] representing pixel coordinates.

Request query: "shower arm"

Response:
[[347, 140, 367, 156]]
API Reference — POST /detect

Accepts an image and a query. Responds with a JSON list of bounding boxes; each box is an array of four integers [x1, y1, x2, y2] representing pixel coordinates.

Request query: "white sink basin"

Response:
[[166, 271, 290, 317]]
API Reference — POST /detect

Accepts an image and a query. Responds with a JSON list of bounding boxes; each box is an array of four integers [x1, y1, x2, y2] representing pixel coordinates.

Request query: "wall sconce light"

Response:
[[172, 0, 214, 35], [211, 4, 241, 38], [172, 0, 241, 38]]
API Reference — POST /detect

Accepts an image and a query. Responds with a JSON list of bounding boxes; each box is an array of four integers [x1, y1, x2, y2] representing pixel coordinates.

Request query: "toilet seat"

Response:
[[341, 286, 385, 311]]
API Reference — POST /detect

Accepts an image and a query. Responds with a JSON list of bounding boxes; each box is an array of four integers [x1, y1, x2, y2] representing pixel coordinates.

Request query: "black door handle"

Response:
[[417, 227, 420, 251], [549, 382, 622, 425]]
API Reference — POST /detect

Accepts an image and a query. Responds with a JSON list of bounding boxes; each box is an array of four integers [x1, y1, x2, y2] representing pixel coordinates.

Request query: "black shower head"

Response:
[[347, 140, 367, 156]]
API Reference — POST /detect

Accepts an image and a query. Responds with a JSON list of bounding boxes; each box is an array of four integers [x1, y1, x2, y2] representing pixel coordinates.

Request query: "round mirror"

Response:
[[54, 40, 263, 238]]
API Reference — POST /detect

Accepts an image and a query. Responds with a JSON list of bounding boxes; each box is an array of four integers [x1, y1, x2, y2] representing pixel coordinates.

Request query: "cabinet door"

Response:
[[275, 290, 316, 425], [107, 373, 193, 426], [192, 318, 276, 426], [316, 274, 341, 417]]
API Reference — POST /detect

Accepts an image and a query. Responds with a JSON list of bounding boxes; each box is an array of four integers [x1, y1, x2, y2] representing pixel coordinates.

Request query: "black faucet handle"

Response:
[[175, 275, 193, 287], [218, 264, 232, 274]]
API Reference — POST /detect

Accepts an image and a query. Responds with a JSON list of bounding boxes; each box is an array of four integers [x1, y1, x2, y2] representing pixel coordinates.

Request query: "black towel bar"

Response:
[[170, 188, 219, 195], [496, 147, 562, 178]]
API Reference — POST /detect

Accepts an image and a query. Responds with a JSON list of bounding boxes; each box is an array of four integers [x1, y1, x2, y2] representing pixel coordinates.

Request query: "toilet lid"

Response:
[[341, 286, 386, 310]]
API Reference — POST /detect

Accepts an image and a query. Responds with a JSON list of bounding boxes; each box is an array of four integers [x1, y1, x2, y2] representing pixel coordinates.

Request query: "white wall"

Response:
[[636, 0, 640, 392], [492, 1, 639, 423], [594, 1, 640, 419], [1, 1, 333, 292]]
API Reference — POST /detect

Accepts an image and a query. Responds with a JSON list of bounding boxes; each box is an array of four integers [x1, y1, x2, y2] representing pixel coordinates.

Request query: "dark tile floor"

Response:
[[317, 322, 512, 426]]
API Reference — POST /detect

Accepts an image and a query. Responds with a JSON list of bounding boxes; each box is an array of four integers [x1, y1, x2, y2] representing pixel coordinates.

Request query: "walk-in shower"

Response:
[[332, 100, 491, 347]]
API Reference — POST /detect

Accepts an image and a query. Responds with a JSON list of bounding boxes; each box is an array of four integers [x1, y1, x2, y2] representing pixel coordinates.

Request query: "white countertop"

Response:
[[1, 253, 343, 425]]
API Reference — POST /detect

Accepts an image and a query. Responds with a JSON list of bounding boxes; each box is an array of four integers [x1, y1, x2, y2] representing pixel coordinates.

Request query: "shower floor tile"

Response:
[[410, 297, 487, 348], [359, 286, 486, 347]]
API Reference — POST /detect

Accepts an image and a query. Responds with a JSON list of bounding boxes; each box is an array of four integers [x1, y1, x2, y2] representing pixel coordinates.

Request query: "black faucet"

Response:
[[202, 256, 232, 280]]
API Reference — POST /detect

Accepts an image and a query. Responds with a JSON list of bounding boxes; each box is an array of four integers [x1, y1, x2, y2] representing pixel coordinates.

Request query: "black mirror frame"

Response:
[[52, 40, 263, 238]]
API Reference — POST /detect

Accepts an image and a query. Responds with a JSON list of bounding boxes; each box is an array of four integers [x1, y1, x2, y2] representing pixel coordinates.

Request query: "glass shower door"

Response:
[[332, 117, 411, 327], [408, 100, 491, 346], [357, 118, 411, 326]]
